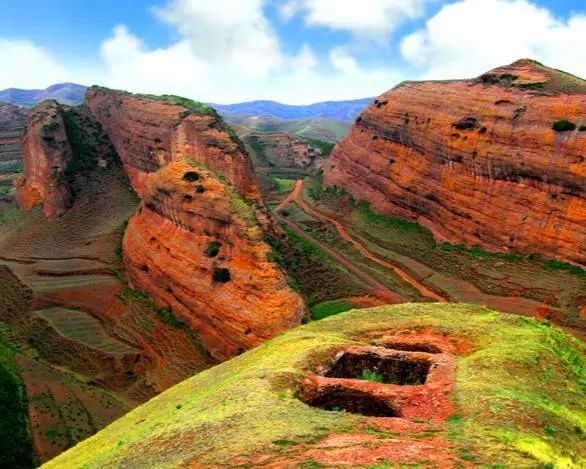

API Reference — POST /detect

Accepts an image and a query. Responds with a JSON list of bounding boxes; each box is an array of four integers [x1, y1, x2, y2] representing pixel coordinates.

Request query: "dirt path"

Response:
[[274, 187, 404, 304], [277, 180, 447, 303]]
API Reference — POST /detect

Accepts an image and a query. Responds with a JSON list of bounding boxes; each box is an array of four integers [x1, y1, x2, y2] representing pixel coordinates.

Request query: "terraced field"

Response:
[[0, 102, 27, 212], [0, 140, 214, 462], [35, 308, 137, 354]]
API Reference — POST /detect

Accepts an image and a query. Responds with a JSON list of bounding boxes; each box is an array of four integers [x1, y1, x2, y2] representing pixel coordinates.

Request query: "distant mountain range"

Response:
[[0, 84, 371, 123], [223, 113, 351, 142], [0, 83, 87, 107], [209, 98, 373, 121]]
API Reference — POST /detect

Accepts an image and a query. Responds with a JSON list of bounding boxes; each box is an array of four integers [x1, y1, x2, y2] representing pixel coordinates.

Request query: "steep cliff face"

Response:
[[15, 100, 73, 218], [85, 88, 260, 200], [324, 59, 586, 265], [84, 88, 304, 360], [124, 159, 304, 359]]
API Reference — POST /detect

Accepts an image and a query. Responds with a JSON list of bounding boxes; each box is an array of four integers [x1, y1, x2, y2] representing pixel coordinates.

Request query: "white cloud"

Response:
[[329, 48, 360, 74], [0, 39, 69, 89], [282, 0, 434, 41], [401, 0, 586, 80], [94, 0, 403, 103], [155, 0, 284, 76]]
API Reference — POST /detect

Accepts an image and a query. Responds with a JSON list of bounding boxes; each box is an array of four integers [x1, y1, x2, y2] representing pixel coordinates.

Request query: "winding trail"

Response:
[[276, 180, 448, 303], [274, 183, 403, 305]]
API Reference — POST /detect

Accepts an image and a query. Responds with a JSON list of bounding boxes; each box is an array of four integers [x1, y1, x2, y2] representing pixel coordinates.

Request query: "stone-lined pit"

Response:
[[326, 351, 431, 385], [304, 385, 399, 417]]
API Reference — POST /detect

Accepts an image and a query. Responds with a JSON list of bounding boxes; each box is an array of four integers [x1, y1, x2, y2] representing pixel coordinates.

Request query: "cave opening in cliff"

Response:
[[303, 386, 399, 417], [377, 342, 441, 354], [326, 351, 431, 385], [183, 171, 200, 182]]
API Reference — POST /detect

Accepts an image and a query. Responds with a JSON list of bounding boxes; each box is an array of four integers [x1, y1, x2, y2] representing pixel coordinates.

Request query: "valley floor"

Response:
[[268, 176, 585, 339]]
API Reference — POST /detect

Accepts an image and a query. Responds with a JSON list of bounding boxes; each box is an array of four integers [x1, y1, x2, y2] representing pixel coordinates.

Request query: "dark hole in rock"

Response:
[[304, 386, 399, 417], [379, 342, 441, 354], [139, 264, 149, 273], [479, 127, 487, 134], [454, 117, 480, 131], [212, 268, 231, 283], [184, 194, 193, 202], [183, 171, 200, 182], [326, 351, 431, 385]]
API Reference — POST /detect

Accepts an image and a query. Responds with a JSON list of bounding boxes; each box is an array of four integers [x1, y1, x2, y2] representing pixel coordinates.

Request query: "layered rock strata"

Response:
[[324, 59, 586, 265]]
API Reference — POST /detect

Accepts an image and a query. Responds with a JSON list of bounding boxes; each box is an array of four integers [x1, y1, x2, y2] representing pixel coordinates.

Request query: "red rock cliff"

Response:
[[123, 159, 304, 359], [324, 59, 586, 266], [85, 88, 260, 200], [15, 100, 73, 218], [85, 88, 305, 359]]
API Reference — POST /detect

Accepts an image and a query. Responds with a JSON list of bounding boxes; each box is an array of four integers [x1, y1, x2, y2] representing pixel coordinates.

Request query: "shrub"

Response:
[[552, 120, 576, 132], [361, 370, 386, 383], [196, 184, 205, 193], [204, 241, 222, 258], [212, 268, 231, 283]]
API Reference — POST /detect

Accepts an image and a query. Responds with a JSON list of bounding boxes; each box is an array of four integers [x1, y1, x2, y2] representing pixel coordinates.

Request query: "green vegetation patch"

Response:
[[310, 299, 355, 320], [204, 241, 222, 258], [306, 138, 335, 157], [552, 120, 576, 132], [244, 135, 275, 167], [0, 336, 35, 468], [43, 304, 585, 468], [274, 178, 296, 193]]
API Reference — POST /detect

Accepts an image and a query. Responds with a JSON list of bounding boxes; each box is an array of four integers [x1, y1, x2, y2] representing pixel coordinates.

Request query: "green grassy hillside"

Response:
[[43, 303, 585, 468]]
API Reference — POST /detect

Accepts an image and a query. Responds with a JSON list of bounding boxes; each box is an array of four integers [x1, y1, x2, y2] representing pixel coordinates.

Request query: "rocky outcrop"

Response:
[[123, 159, 305, 360], [324, 59, 586, 265], [15, 100, 73, 218], [83, 87, 304, 360], [85, 88, 260, 199]]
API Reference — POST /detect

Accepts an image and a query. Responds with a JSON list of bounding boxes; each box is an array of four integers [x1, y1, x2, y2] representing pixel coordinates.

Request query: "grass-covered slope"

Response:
[[44, 303, 585, 468]]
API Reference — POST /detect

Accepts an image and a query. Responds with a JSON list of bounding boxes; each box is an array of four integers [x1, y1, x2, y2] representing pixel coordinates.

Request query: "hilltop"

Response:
[[43, 303, 585, 468]]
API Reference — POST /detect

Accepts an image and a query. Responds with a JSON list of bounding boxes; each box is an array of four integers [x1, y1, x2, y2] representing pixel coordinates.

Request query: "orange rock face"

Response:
[[324, 59, 586, 266], [15, 100, 73, 218], [123, 159, 305, 360], [85, 88, 260, 200], [84, 88, 305, 359]]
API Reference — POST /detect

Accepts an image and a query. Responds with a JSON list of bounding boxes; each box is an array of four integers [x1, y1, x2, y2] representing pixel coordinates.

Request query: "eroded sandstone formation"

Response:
[[84, 88, 305, 359], [16, 100, 73, 218], [85, 88, 260, 199], [324, 59, 586, 265], [123, 159, 304, 359]]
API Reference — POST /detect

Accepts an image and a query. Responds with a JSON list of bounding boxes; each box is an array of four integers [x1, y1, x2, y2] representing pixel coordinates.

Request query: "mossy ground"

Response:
[[44, 303, 585, 468]]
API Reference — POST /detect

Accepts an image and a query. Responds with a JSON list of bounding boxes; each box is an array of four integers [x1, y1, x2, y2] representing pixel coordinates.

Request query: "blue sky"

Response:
[[0, 0, 584, 103]]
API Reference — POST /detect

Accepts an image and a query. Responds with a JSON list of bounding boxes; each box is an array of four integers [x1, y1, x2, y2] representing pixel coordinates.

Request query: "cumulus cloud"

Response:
[[155, 0, 285, 76], [401, 0, 586, 80], [281, 0, 434, 41], [0, 39, 69, 89], [94, 0, 403, 103]]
